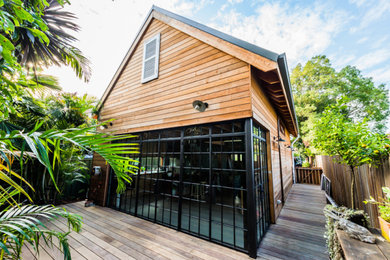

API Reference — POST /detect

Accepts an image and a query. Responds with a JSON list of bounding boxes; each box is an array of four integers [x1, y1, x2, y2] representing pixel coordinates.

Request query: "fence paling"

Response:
[[316, 155, 390, 228], [296, 167, 322, 185]]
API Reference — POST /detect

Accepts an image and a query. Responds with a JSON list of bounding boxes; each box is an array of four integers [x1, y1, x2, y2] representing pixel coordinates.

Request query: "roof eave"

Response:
[[276, 53, 299, 136]]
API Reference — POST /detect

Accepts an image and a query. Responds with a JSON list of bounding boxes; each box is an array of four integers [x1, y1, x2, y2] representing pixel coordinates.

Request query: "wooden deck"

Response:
[[258, 184, 328, 259], [22, 184, 327, 260]]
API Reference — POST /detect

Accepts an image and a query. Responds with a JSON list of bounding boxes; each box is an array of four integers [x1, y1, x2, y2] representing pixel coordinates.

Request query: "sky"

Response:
[[46, 0, 390, 100]]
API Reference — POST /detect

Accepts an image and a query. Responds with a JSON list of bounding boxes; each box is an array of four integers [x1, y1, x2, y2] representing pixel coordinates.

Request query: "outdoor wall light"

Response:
[[99, 122, 113, 130], [273, 136, 285, 142], [192, 100, 208, 112]]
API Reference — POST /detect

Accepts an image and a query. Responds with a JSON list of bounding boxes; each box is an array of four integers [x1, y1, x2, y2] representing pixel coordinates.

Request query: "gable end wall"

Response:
[[100, 19, 252, 133]]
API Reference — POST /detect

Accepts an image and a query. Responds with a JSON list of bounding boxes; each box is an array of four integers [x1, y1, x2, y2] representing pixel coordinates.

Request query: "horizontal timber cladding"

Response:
[[100, 19, 251, 134], [250, 66, 292, 220]]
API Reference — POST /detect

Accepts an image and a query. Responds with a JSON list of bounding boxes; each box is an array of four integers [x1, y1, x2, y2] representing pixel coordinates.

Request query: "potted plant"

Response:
[[364, 187, 390, 241]]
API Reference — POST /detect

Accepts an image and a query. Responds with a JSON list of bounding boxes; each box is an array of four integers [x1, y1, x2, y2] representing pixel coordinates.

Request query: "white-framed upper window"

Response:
[[141, 33, 160, 83]]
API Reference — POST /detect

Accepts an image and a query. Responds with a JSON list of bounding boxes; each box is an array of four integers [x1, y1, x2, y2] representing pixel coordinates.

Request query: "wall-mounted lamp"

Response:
[[93, 166, 102, 176], [273, 136, 285, 142], [99, 122, 113, 130], [193, 100, 208, 112]]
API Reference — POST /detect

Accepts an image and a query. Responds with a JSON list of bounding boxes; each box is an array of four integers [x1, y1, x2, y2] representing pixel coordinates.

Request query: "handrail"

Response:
[[320, 174, 338, 207]]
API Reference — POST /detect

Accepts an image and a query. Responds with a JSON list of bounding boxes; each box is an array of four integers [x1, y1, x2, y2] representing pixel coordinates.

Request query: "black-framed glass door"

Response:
[[107, 118, 270, 256], [253, 123, 271, 246]]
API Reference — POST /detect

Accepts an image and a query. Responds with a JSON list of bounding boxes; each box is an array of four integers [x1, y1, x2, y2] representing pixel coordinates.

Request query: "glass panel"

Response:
[[253, 123, 270, 246], [108, 119, 250, 252]]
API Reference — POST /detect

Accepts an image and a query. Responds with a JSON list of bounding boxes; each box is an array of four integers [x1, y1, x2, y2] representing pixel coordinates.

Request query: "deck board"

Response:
[[258, 184, 328, 259], [21, 184, 327, 259]]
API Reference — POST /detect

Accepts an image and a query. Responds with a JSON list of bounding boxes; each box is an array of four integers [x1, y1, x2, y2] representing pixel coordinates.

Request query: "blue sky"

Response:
[[48, 0, 390, 100]]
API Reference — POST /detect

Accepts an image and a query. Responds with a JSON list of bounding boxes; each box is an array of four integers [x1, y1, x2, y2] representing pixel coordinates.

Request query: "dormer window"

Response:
[[141, 33, 160, 83]]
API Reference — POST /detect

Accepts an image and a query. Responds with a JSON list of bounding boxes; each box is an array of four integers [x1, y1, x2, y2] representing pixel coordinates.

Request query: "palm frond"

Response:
[[16, 0, 91, 82], [0, 123, 139, 194], [0, 204, 82, 259]]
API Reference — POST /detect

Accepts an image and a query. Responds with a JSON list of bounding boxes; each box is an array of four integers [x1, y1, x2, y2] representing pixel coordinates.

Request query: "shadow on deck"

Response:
[[22, 184, 327, 260], [257, 184, 328, 259]]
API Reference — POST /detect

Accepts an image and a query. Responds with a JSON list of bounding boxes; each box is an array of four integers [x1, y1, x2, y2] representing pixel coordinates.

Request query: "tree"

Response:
[[0, 1, 138, 258], [291, 55, 389, 161], [14, 0, 91, 81], [313, 99, 390, 209]]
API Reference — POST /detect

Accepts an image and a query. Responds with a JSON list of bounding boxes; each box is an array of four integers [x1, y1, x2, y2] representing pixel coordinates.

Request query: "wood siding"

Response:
[[99, 19, 294, 222], [250, 67, 293, 219], [317, 155, 390, 228], [89, 154, 110, 206], [100, 19, 251, 133]]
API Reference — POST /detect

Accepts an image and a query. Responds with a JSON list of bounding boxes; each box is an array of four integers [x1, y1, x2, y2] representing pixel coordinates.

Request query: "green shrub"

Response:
[[364, 187, 390, 222], [324, 205, 370, 259], [302, 161, 311, 167]]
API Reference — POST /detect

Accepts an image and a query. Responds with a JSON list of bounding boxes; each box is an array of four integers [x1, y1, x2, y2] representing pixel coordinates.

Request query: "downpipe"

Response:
[[291, 134, 300, 184]]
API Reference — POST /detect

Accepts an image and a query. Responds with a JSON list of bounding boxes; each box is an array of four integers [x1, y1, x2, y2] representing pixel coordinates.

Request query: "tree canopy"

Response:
[[291, 55, 389, 157], [313, 99, 390, 208]]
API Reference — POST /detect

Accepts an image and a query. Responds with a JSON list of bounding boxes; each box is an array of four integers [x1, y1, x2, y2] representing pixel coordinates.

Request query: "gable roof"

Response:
[[99, 5, 298, 136], [152, 6, 280, 62]]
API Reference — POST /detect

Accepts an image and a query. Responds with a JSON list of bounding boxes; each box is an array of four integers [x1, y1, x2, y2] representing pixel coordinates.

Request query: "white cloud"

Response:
[[371, 36, 388, 49], [350, 0, 390, 32], [228, 0, 243, 4], [329, 54, 357, 69], [353, 49, 390, 70], [367, 65, 390, 85], [357, 37, 368, 44], [209, 2, 345, 66], [349, 0, 367, 7]]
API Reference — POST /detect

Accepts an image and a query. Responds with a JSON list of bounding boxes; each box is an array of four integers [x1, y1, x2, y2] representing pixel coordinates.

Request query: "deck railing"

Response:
[[296, 167, 323, 185]]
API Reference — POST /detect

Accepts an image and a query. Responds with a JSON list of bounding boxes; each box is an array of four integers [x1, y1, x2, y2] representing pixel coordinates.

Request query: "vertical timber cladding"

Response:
[[100, 19, 252, 134], [250, 67, 292, 220], [107, 119, 271, 256]]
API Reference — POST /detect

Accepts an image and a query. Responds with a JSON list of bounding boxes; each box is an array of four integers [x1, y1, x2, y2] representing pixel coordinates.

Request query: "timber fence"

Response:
[[316, 155, 390, 228], [296, 167, 323, 185]]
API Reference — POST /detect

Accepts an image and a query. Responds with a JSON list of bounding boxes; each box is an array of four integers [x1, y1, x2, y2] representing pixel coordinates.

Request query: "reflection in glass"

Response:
[[107, 119, 267, 252]]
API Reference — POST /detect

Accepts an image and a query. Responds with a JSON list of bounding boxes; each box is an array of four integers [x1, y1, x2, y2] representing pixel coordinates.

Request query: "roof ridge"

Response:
[[152, 5, 280, 62]]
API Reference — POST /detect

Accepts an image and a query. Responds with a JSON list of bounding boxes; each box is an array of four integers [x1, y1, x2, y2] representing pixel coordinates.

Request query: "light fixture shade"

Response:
[[192, 100, 208, 112], [278, 137, 286, 142]]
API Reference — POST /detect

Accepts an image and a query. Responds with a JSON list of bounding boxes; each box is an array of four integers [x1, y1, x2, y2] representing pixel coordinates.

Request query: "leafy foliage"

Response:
[[313, 99, 390, 168], [0, 205, 81, 259], [0, 1, 139, 258], [313, 99, 390, 208], [291, 55, 389, 159], [364, 187, 390, 222], [0, 0, 90, 81]]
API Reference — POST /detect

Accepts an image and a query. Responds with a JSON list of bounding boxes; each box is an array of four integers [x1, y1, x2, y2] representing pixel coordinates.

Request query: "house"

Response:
[[90, 6, 298, 258]]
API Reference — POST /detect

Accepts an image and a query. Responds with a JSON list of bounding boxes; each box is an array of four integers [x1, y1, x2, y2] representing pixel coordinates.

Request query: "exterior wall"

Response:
[[100, 19, 252, 134], [250, 67, 293, 220], [98, 18, 294, 222]]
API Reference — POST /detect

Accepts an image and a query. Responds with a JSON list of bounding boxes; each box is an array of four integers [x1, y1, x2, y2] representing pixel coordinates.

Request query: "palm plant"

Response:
[[15, 0, 91, 82], [0, 124, 138, 259], [0, 205, 82, 259], [1, 1, 139, 258]]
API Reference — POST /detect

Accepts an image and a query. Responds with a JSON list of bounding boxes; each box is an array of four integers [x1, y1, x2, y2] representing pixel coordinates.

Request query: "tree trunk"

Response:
[[308, 156, 313, 167], [350, 166, 355, 209]]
